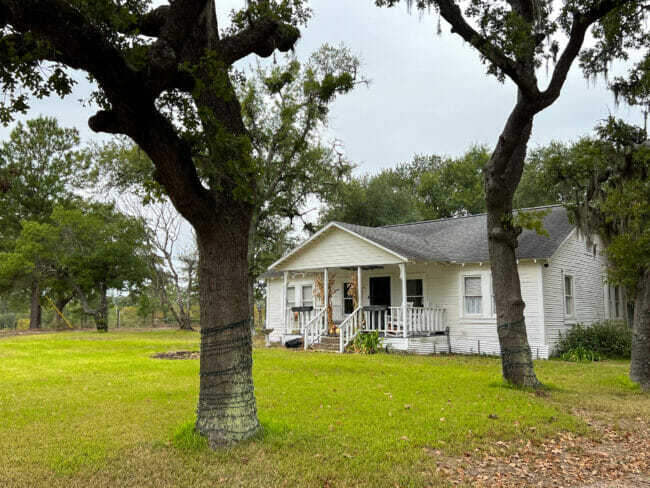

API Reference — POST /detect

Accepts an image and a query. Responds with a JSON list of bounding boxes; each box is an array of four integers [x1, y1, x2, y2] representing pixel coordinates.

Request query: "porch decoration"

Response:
[[347, 272, 366, 327], [314, 273, 337, 335]]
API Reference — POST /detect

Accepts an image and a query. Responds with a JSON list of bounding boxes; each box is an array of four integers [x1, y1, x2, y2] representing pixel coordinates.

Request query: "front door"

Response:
[[370, 277, 391, 307]]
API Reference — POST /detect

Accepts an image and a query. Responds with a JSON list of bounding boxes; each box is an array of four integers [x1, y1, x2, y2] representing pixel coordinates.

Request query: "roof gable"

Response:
[[271, 223, 407, 271]]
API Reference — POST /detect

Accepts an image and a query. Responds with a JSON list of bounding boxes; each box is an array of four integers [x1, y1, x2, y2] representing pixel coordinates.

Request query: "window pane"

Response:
[[564, 276, 572, 296], [302, 285, 313, 301], [407, 279, 422, 296], [464, 277, 481, 296], [465, 296, 482, 314], [286, 287, 295, 306], [411, 296, 424, 308], [565, 296, 574, 316], [344, 282, 353, 299]]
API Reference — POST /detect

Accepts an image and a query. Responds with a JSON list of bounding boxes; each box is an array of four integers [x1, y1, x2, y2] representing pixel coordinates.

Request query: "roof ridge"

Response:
[[379, 204, 563, 229]]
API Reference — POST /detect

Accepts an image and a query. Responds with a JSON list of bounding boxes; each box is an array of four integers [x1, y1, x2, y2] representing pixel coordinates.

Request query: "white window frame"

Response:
[[285, 280, 316, 310], [463, 275, 484, 316], [490, 278, 496, 317], [607, 285, 623, 319], [406, 277, 424, 308], [563, 274, 575, 319], [301, 284, 314, 308], [285, 285, 296, 310]]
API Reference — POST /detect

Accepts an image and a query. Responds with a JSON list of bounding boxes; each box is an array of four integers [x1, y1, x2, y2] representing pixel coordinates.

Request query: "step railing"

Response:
[[339, 306, 362, 353], [303, 308, 327, 350]]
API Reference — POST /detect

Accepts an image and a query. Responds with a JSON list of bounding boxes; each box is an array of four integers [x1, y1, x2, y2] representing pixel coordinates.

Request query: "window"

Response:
[[302, 285, 314, 308], [407, 279, 424, 307], [564, 275, 574, 317], [491, 285, 496, 316], [343, 282, 354, 314], [464, 276, 482, 315], [608, 285, 622, 319], [286, 286, 295, 309]]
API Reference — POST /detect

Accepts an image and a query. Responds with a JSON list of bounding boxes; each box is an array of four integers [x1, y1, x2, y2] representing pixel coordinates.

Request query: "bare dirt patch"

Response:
[[433, 414, 650, 487], [151, 350, 200, 360]]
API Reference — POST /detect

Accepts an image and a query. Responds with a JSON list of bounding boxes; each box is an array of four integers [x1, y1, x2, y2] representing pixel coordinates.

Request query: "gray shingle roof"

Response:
[[262, 205, 574, 276], [337, 205, 572, 263]]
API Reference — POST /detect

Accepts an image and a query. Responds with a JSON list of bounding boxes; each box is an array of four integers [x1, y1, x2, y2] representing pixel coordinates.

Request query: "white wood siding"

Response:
[[266, 277, 285, 342], [423, 262, 545, 356], [543, 231, 609, 350], [276, 227, 405, 271]]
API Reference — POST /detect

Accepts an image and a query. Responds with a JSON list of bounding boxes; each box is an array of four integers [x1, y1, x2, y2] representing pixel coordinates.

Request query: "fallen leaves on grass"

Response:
[[150, 350, 199, 360], [434, 417, 650, 487]]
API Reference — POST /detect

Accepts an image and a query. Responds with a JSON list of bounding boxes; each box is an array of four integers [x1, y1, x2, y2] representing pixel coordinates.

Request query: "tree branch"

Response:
[[435, 0, 539, 98], [136, 5, 170, 37], [220, 18, 300, 65], [539, 0, 634, 109]]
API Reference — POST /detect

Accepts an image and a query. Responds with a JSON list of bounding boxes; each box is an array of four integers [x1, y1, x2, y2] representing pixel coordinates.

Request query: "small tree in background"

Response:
[[0, 117, 89, 328], [3, 204, 151, 331]]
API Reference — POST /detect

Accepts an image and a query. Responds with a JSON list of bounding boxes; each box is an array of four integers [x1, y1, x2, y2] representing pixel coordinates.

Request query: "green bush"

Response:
[[351, 331, 382, 354], [552, 321, 631, 361], [0, 313, 16, 330]]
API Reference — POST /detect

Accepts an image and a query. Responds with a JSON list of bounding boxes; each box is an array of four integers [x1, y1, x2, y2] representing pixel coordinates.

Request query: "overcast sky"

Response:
[[1, 1, 643, 176]]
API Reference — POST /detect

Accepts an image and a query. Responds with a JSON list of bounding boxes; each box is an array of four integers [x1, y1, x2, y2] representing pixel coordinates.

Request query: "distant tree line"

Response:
[[321, 144, 561, 227]]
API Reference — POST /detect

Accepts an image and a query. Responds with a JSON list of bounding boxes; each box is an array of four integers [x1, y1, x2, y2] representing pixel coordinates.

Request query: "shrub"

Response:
[[552, 321, 631, 361], [0, 313, 16, 330], [351, 331, 382, 354]]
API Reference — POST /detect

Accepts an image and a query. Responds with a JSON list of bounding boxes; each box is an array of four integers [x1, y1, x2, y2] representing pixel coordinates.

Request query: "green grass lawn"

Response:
[[0, 330, 647, 487]]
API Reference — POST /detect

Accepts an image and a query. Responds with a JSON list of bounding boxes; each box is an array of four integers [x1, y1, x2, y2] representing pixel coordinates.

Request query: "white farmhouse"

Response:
[[260, 206, 626, 358]]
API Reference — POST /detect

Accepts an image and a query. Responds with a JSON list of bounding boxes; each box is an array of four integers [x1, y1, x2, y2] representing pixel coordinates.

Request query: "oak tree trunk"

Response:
[[94, 284, 108, 332], [247, 187, 260, 332], [29, 278, 41, 330], [52, 296, 72, 328], [485, 99, 542, 388], [630, 268, 650, 390], [194, 202, 260, 447], [179, 313, 193, 331]]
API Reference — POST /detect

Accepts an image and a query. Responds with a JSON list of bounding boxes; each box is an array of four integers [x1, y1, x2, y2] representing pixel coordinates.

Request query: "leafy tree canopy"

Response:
[[0, 117, 90, 248]]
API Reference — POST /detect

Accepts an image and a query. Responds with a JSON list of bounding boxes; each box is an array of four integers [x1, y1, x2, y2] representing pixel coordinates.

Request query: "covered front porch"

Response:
[[279, 263, 448, 353]]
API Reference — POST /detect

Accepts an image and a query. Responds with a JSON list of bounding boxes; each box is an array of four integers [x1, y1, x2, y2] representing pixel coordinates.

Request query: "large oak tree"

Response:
[[0, 0, 307, 446], [378, 0, 645, 387]]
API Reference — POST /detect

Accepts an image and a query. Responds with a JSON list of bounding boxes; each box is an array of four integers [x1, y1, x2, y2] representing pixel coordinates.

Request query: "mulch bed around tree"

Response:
[[432, 414, 650, 487], [151, 350, 200, 360]]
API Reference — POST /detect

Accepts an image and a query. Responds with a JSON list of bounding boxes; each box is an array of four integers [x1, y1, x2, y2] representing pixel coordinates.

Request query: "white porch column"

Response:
[[399, 263, 408, 338], [323, 267, 329, 332], [357, 266, 362, 308], [283, 271, 289, 333]]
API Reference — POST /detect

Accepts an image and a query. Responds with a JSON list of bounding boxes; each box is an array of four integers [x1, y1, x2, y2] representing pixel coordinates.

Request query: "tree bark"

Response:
[[94, 283, 109, 332], [485, 98, 542, 388], [630, 268, 650, 390], [52, 296, 72, 328], [194, 201, 260, 447], [247, 211, 260, 333], [29, 278, 41, 330]]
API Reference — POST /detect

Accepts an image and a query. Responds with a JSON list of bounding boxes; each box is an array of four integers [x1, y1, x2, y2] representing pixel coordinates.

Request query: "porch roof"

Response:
[[262, 205, 574, 277]]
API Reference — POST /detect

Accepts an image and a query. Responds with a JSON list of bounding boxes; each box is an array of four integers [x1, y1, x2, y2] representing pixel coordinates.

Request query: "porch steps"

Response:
[[309, 336, 340, 353]]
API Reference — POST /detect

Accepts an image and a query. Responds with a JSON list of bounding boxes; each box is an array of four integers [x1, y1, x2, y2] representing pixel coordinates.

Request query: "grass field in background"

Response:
[[0, 330, 646, 487]]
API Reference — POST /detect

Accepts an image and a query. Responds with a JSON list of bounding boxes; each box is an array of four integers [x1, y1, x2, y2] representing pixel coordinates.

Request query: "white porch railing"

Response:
[[389, 306, 447, 336], [362, 306, 447, 337], [339, 306, 363, 353], [303, 308, 327, 350], [285, 307, 322, 333]]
